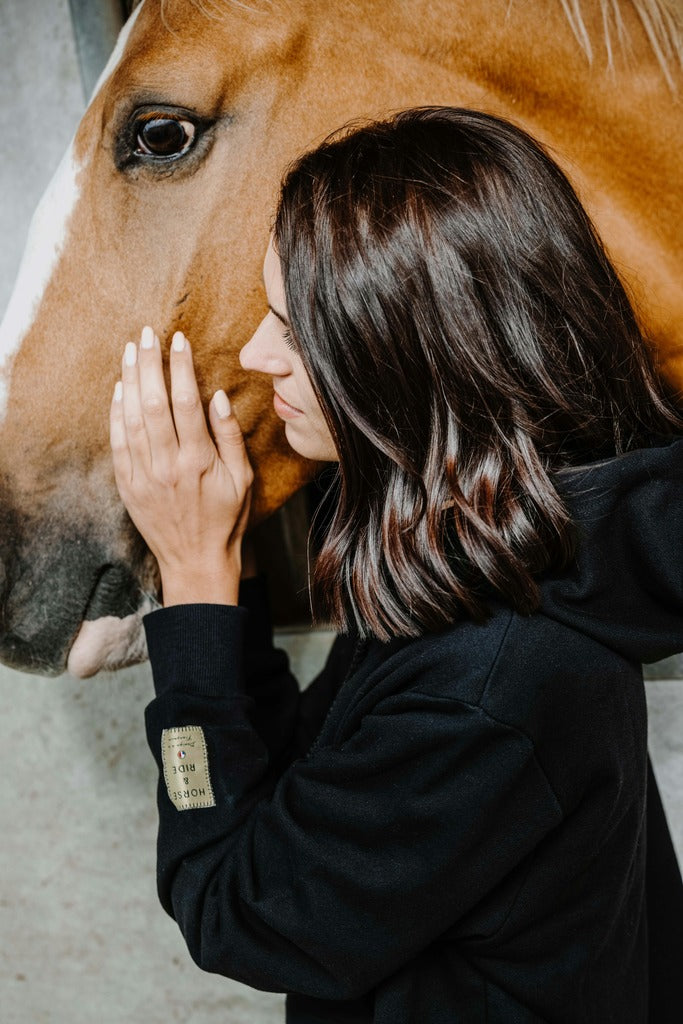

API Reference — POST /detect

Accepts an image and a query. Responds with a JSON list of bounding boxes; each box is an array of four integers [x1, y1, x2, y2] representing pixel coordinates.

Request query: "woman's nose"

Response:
[[239, 322, 290, 377]]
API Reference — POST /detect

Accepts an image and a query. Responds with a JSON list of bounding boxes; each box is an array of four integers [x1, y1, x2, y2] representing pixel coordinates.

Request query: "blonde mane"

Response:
[[559, 0, 683, 87]]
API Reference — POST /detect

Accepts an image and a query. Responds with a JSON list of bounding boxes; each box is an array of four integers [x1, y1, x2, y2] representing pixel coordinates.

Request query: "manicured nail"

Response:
[[172, 331, 186, 352], [140, 325, 154, 349], [113, 380, 123, 402], [124, 341, 137, 366], [213, 389, 231, 419]]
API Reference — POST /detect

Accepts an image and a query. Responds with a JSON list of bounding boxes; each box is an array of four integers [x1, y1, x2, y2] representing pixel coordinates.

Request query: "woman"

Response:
[[110, 108, 683, 1022]]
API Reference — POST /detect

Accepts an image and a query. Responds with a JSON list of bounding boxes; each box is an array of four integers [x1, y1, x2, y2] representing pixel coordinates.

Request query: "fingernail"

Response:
[[213, 389, 231, 419], [113, 380, 123, 402], [140, 325, 154, 349], [172, 331, 186, 352], [124, 341, 137, 367]]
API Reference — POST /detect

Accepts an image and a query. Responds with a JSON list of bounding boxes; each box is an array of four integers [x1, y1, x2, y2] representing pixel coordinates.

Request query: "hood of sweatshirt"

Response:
[[540, 436, 683, 665]]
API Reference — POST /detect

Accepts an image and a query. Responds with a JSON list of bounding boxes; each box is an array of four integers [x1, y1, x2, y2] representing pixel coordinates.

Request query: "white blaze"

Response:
[[0, 1, 145, 421], [0, 144, 81, 419]]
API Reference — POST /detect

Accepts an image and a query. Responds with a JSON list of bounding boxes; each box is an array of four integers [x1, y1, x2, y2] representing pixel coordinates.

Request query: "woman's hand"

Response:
[[110, 326, 253, 607]]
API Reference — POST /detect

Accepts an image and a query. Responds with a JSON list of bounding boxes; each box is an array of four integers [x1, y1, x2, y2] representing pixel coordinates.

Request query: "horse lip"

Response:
[[66, 610, 152, 679], [65, 563, 158, 678]]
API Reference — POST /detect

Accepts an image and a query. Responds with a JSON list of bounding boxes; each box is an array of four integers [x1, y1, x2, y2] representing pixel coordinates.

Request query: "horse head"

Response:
[[0, 0, 680, 676]]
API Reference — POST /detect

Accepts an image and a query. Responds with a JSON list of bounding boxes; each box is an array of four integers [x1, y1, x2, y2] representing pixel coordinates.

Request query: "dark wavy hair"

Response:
[[273, 106, 681, 641]]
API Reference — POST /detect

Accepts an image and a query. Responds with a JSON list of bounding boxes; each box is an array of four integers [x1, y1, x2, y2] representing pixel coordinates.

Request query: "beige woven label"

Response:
[[161, 726, 216, 811]]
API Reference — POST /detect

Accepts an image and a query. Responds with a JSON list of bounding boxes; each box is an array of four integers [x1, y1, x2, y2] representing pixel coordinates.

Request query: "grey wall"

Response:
[[0, 2, 681, 1022]]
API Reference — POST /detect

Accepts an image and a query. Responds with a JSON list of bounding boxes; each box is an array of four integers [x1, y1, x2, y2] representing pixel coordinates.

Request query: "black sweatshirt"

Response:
[[144, 437, 683, 1023]]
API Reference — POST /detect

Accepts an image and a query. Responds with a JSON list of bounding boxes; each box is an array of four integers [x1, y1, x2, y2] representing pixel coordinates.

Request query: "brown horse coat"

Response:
[[0, 0, 680, 674]]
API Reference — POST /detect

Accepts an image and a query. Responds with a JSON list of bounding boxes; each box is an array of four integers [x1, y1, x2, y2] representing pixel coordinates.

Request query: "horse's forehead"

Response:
[[126, 0, 304, 72], [75, 0, 306, 159], [0, 3, 149, 424]]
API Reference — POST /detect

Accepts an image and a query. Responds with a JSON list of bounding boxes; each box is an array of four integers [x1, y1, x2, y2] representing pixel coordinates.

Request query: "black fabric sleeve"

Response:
[[220, 576, 352, 766], [143, 603, 562, 1001], [235, 576, 300, 766]]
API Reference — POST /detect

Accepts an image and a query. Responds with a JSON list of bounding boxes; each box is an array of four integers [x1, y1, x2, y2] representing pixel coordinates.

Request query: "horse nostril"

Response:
[[85, 563, 140, 621]]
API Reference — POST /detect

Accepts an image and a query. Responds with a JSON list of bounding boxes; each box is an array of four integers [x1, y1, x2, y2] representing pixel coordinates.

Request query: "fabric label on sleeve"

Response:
[[161, 726, 216, 811]]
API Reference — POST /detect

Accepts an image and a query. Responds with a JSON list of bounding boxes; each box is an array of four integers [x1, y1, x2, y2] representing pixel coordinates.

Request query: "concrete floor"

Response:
[[0, 2, 681, 1022]]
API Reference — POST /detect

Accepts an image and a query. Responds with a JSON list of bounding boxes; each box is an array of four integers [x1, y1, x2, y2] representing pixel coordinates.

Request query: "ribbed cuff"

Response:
[[143, 603, 249, 698]]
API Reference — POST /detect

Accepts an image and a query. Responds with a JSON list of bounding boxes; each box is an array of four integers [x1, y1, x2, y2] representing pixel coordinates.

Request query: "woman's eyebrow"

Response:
[[262, 270, 290, 326], [268, 303, 290, 327]]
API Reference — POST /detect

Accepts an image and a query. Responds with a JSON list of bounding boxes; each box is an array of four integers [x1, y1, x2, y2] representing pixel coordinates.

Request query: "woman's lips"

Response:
[[273, 390, 303, 419]]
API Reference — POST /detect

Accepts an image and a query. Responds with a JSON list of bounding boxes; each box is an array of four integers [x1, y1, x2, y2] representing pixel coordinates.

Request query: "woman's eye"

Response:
[[134, 116, 196, 158]]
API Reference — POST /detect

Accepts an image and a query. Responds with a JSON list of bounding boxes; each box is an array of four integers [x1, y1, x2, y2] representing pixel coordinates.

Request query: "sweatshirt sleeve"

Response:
[[234, 576, 300, 766], [143, 603, 562, 1001], [210, 576, 351, 768]]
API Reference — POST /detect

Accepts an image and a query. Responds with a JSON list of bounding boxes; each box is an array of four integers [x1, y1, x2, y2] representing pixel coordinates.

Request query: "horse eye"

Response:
[[134, 116, 196, 158]]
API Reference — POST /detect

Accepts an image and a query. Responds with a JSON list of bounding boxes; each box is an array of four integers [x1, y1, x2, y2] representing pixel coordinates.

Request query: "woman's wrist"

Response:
[[159, 556, 242, 607]]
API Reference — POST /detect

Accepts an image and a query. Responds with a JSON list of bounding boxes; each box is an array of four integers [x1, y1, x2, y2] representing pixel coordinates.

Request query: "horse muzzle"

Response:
[[0, 497, 157, 677], [65, 563, 159, 678]]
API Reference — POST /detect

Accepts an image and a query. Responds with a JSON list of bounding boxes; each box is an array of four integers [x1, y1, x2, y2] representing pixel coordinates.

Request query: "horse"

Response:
[[0, 0, 680, 678]]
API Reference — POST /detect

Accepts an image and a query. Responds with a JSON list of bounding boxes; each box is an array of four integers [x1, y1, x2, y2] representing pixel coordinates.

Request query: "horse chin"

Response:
[[66, 599, 158, 679]]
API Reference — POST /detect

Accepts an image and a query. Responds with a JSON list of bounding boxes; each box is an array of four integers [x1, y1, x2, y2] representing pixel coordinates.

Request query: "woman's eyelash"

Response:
[[282, 328, 298, 351]]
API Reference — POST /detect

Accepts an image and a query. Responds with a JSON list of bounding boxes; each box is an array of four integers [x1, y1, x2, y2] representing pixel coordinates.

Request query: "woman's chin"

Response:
[[284, 421, 338, 463]]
